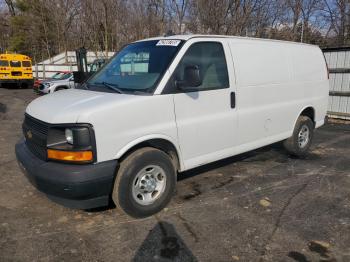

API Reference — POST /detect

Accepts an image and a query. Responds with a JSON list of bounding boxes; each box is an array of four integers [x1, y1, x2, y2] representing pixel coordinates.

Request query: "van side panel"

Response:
[[229, 40, 294, 145], [289, 45, 329, 126], [291, 45, 327, 82], [229, 40, 328, 150]]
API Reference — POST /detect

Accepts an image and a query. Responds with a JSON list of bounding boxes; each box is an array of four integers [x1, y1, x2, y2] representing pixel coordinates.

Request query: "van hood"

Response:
[[26, 89, 144, 123]]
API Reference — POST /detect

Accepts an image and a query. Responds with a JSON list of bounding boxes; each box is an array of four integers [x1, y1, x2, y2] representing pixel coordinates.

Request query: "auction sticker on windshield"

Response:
[[156, 40, 181, 46]]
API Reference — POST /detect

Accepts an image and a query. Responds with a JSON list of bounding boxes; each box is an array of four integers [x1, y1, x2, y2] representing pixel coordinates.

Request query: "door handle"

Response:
[[230, 92, 236, 109]]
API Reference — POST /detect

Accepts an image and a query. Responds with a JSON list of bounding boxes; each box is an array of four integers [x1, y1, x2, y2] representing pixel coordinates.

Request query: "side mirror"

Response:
[[177, 65, 202, 89]]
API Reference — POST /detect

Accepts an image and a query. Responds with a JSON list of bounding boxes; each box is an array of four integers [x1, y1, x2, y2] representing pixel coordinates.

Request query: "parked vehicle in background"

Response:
[[89, 59, 107, 73], [36, 72, 74, 94], [16, 35, 329, 218], [73, 59, 108, 86], [33, 71, 72, 91], [0, 53, 33, 88]]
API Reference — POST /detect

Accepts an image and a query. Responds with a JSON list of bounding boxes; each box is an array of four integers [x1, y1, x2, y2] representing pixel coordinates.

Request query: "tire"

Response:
[[112, 147, 176, 218], [283, 115, 314, 157]]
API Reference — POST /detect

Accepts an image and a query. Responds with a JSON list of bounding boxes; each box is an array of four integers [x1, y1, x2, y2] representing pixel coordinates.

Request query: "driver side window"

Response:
[[170, 42, 229, 92]]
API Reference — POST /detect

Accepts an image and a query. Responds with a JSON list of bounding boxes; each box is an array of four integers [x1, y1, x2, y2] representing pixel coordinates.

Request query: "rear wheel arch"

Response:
[[300, 106, 315, 125], [292, 106, 316, 131]]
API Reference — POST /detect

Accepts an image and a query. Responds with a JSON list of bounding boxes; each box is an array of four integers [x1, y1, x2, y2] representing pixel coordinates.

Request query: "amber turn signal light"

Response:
[[47, 149, 93, 162]]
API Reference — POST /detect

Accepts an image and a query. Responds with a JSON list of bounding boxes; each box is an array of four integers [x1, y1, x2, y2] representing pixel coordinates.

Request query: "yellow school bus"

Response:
[[0, 53, 34, 88]]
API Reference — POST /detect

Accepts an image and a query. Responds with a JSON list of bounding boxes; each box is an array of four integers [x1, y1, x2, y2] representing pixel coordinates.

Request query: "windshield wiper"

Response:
[[99, 82, 124, 94]]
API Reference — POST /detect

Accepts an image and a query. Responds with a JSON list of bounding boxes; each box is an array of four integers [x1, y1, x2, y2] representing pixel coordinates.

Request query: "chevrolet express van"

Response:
[[16, 35, 329, 218]]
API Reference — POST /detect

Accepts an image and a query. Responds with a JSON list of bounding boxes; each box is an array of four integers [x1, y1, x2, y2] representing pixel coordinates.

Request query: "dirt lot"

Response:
[[0, 87, 350, 262]]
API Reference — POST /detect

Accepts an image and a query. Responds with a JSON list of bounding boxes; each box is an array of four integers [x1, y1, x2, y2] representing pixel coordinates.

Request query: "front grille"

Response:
[[22, 114, 49, 160]]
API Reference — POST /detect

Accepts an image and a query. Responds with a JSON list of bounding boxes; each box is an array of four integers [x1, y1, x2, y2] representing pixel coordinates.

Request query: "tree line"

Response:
[[0, 0, 349, 63]]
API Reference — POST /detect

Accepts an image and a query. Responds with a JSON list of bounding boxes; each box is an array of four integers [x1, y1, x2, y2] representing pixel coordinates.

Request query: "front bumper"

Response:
[[36, 85, 50, 94], [15, 140, 118, 209]]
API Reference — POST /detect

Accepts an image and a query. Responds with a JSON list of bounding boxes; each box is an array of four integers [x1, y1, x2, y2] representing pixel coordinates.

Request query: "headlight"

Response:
[[65, 128, 74, 144], [47, 125, 95, 163], [44, 82, 53, 87]]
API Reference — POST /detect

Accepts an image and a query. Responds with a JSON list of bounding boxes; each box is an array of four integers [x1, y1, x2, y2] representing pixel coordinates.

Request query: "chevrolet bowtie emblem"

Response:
[[26, 130, 32, 139]]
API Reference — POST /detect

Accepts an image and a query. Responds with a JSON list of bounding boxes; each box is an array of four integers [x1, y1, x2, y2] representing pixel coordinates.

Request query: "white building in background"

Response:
[[33, 51, 115, 79], [323, 47, 350, 120]]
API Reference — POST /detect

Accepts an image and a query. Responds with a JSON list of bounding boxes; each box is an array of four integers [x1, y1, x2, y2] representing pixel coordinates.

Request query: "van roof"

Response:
[[136, 34, 318, 48]]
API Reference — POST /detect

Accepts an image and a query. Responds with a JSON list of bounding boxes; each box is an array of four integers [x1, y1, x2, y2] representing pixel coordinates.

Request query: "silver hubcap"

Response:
[[298, 125, 310, 148], [132, 165, 166, 206]]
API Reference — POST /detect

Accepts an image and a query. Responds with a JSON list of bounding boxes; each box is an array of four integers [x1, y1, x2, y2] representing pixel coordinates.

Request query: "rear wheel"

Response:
[[283, 115, 314, 157], [112, 147, 176, 218]]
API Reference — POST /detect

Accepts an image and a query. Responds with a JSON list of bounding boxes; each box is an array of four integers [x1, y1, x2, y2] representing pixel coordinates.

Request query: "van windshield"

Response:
[[87, 40, 183, 94]]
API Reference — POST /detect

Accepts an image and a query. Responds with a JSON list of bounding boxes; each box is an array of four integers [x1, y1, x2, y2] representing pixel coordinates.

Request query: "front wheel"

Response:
[[283, 115, 314, 157], [112, 147, 176, 218]]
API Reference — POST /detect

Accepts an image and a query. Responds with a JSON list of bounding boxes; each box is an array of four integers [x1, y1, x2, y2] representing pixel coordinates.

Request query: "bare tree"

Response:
[[4, 0, 15, 16], [49, 0, 79, 59], [323, 0, 350, 45], [0, 0, 347, 61], [188, 0, 232, 34], [168, 0, 189, 34]]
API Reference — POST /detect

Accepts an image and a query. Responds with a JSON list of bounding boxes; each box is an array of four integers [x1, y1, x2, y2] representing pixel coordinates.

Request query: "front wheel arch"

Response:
[[293, 106, 316, 129], [115, 136, 183, 172]]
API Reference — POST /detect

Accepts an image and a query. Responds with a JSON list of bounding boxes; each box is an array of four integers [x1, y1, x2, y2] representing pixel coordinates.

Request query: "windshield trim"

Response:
[[151, 39, 186, 95], [86, 40, 184, 95]]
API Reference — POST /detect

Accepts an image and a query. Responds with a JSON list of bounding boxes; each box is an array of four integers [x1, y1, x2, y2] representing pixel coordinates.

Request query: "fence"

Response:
[[323, 47, 350, 120], [33, 51, 115, 79], [33, 64, 77, 79]]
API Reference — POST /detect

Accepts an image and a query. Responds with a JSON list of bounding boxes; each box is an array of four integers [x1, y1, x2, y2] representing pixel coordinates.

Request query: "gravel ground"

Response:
[[1, 87, 350, 262]]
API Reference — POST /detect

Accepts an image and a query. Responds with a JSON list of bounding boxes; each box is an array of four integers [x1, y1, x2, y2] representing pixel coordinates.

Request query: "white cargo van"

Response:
[[16, 35, 329, 218]]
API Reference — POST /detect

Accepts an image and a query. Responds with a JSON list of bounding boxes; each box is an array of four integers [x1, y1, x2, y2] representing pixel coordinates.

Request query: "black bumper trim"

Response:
[[0, 79, 34, 84], [15, 140, 118, 209]]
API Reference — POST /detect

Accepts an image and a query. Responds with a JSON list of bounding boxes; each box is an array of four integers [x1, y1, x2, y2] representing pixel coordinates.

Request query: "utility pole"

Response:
[[301, 20, 304, 43]]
